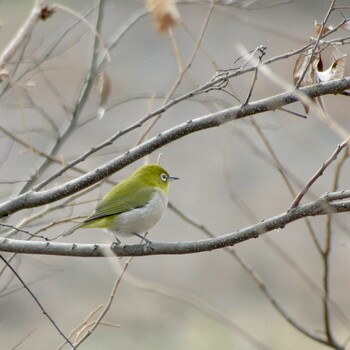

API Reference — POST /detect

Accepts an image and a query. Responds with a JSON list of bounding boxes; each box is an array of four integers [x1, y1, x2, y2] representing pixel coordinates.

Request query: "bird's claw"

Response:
[[143, 239, 155, 252]]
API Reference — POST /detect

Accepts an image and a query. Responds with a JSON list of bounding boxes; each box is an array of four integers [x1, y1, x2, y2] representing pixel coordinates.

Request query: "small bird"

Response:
[[63, 164, 178, 243]]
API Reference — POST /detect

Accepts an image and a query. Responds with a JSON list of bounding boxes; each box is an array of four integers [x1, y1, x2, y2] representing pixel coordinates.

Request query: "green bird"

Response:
[[63, 164, 179, 243]]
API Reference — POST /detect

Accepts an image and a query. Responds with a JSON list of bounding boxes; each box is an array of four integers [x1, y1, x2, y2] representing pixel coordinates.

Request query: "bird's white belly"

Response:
[[109, 190, 168, 238]]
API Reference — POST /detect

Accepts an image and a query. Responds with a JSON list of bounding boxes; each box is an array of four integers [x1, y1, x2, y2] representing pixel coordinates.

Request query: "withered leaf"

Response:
[[95, 71, 111, 106], [145, 0, 181, 33], [314, 21, 333, 35], [293, 49, 321, 87], [293, 49, 321, 114], [315, 49, 347, 82]]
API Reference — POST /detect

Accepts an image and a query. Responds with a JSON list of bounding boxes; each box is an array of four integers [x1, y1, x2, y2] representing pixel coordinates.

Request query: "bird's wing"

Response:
[[84, 185, 155, 222]]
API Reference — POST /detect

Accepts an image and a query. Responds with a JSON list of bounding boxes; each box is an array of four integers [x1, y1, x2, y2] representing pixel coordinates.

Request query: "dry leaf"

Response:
[[145, 0, 181, 33], [293, 43, 347, 115], [314, 21, 333, 35], [293, 49, 320, 87], [315, 49, 347, 82], [293, 48, 321, 114], [95, 71, 111, 106], [95, 71, 111, 119]]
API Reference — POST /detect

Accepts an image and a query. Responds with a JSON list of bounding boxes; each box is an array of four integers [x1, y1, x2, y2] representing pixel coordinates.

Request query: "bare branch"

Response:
[[1, 190, 350, 257], [295, 0, 336, 88], [290, 137, 350, 209], [0, 254, 76, 349], [70, 257, 131, 348], [1, 77, 350, 219], [0, 1, 55, 67], [322, 145, 349, 345], [136, 0, 215, 144], [169, 203, 332, 346]]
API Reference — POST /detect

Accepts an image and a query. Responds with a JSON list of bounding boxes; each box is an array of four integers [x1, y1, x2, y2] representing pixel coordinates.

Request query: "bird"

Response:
[[63, 164, 178, 243]]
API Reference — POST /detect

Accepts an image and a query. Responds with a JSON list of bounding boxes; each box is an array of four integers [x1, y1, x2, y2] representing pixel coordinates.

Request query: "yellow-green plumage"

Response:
[[63, 164, 178, 242]]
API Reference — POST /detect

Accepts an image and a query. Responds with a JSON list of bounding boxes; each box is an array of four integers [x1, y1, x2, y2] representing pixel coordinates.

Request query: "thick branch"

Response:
[[0, 191, 349, 257], [0, 78, 349, 219]]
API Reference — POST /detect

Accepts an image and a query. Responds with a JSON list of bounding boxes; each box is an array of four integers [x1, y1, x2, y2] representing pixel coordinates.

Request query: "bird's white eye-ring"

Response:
[[160, 173, 168, 182]]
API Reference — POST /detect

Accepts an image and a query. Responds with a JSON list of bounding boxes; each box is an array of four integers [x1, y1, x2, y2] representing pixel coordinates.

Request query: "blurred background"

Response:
[[0, 0, 349, 349]]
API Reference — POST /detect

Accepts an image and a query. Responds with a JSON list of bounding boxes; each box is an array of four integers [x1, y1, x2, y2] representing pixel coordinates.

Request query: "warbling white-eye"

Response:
[[63, 164, 178, 243]]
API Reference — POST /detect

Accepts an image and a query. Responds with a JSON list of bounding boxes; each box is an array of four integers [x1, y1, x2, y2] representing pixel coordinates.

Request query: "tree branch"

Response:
[[0, 1, 55, 67], [0, 77, 350, 219], [290, 137, 350, 209], [1, 190, 350, 257]]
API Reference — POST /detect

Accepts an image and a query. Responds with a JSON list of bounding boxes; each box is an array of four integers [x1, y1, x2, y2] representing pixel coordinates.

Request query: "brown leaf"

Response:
[[293, 49, 320, 87], [145, 0, 181, 33], [315, 49, 347, 82], [293, 45, 347, 115], [314, 21, 333, 35], [293, 48, 321, 114], [95, 71, 111, 106]]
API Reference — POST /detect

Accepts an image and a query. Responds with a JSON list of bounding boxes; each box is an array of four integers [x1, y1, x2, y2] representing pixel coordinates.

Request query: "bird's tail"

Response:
[[62, 222, 83, 237]]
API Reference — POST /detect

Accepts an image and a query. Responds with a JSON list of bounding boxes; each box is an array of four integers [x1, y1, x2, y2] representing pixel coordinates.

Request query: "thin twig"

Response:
[[57, 305, 103, 349], [323, 145, 349, 346], [0, 254, 76, 349], [52, 3, 108, 53], [0, 5, 97, 98], [130, 275, 271, 350], [0, 1, 55, 66], [135, 0, 215, 145], [16, 1, 106, 195], [246, 118, 323, 254], [169, 203, 334, 346], [242, 46, 266, 106], [290, 137, 350, 209], [71, 257, 131, 348], [0, 223, 47, 241], [295, 0, 336, 88], [11, 329, 36, 350], [279, 107, 307, 118]]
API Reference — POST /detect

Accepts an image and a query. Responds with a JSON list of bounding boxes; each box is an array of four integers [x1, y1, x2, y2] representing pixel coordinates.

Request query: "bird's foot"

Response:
[[133, 232, 154, 245], [113, 237, 122, 245]]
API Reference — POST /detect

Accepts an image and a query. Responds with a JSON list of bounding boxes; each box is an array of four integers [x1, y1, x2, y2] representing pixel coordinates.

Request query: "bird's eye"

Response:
[[160, 173, 168, 182]]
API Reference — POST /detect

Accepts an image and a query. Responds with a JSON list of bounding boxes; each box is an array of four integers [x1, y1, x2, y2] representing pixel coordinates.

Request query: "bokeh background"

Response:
[[0, 0, 349, 349]]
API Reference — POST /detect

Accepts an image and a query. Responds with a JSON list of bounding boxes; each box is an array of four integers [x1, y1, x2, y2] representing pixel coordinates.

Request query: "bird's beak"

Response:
[[169, 176, 179, 181]]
